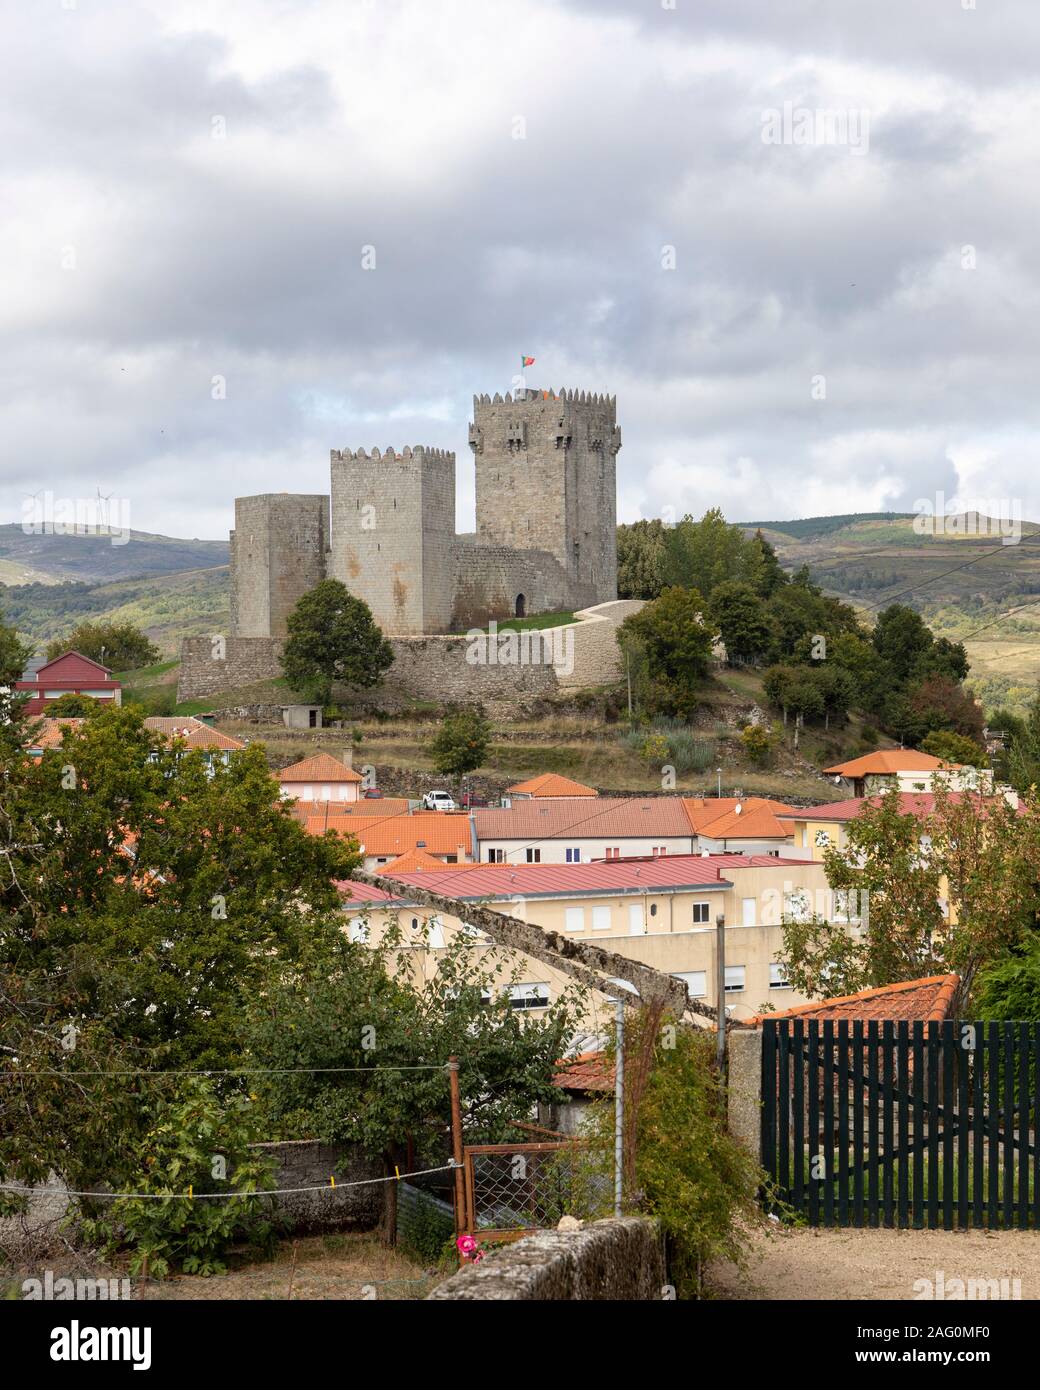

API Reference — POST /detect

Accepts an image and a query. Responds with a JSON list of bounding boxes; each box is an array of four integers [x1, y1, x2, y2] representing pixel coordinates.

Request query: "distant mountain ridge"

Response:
[[735, 511, 1040, 711], [0, 523, 228, 586]]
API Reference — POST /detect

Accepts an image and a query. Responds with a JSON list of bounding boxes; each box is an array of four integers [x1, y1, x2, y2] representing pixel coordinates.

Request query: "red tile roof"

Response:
[[279, 752, 362, 783], [384, 847, 450, 872], [26, 717, 84, 750], [748, 974, 960, 1025], [823, 750, 947, 777], [474, 797, 697, 842], [506, 774, 598, 798], [553, 1051, 614, 1093], [683, 797, 796, 833], [313, 811, 473, 858]]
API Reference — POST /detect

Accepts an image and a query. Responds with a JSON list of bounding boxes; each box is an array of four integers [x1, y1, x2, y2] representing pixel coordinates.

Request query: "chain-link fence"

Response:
[[462, 1141, 610, 1239]]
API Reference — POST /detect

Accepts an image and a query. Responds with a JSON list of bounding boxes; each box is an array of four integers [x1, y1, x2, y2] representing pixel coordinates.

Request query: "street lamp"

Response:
[[716, 767, 722, 798], [603, 976, 640, 1219]]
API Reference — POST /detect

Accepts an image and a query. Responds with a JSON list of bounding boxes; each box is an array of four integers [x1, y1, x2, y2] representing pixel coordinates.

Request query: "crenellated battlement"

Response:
[[330, 445, 455, 464], [473, 389, 616, 408], [233, 385, 617, 641]]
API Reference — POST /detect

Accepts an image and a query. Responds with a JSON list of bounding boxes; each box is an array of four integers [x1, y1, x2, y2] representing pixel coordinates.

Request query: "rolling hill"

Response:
[[740, 512, 1040, 712]]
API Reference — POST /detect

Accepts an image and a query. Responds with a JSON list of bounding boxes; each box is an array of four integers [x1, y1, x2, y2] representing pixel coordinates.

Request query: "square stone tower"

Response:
[[230, 493, 329, 638], [328, 446, 456, 636], [470, 388, 621, 603]]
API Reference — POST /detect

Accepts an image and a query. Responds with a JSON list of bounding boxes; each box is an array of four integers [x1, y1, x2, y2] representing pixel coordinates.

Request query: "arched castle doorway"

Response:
[[514, 594, 526, 618]]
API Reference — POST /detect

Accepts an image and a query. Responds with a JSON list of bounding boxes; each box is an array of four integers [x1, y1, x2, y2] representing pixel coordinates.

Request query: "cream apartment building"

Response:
[[340, 852, 845, 1028]]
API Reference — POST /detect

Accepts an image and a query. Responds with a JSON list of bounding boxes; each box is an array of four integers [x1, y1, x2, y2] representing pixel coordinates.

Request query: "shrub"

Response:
[[81, 1079, 275, 1278], [741, 722, 775, 767]]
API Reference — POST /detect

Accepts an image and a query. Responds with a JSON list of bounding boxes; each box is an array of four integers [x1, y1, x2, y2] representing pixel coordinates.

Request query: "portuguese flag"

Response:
[[521, 355, 535, 368]]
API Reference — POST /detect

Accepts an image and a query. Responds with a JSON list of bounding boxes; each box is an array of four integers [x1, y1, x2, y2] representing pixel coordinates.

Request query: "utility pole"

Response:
[[447, 1056, 466, 1233], [614, 995, 624, 1218], [715, 913, 727, 1078], [626, 653, 633, 720]]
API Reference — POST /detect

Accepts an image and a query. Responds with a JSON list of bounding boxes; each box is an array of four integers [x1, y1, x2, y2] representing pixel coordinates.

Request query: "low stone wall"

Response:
[[252, 1140, 384, 1234], [426, 1217, 664, 1301], [178, 601, 643, 711]]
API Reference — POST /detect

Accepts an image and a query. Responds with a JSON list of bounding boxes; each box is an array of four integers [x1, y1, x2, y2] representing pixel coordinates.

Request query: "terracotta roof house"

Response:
[[384, 847, 451, 873], [25, 717, 84, 756], [278, 752, 362, 804], [16, 652, 121, 717], [789, 792, 1020, 861], [824, 749, 992, 797], [505, 774, 599, 800], [748, 974, 960, 1026], [314, 810, 475, 868], [685, 798, 798, 853], [473, 796, 698, 864], [553, 1050, 615, 1093], [289, 796, 411, 828]]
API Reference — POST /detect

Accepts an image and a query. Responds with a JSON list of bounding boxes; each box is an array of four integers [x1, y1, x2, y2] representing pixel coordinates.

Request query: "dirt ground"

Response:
[[709, 1225, 1040, 1300], [5, 1234, 446, 1302]]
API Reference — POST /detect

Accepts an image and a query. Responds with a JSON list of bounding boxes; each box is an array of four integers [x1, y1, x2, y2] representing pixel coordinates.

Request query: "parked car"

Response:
[[462, 791, 489, 809], [422, 789, 457, 811], [363, 788, 384, 799]]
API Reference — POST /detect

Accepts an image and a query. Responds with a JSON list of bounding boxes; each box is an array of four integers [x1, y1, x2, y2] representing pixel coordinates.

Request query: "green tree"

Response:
[[871, 604, 935, 684], [43, 692, 104, 718], [618, 586, 717, 719], [661, 509, 748, 595], [247, 917, 586, 1240], [0, 703, 364, 1241], [709, 580, 771, 664], [616, 518, 667, 599], [920, 730, 988, 766], [780, 786, 1040, 1004], [0, 608, 32, 746], [908, 674, 985, 743], [429, 705, 492, 793], [281, 579, 394, 704], [45, 620, 159, 671]]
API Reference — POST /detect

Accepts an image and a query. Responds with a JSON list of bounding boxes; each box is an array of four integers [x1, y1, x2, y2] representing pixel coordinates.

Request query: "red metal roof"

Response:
[[794, 792, 1014, 823], [30, 651, 114, 682], [338, 851, 816, 904]]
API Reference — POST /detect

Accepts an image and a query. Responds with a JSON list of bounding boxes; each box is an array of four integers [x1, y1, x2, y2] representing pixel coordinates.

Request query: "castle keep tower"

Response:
[[328, 446, 456, 636], [229, 493, 329, 638], [470, 388, 621, 604], [228, 386, 620, 641]]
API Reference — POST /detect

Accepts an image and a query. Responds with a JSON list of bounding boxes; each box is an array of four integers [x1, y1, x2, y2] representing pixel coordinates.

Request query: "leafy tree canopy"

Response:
[[281, 578, 394, 704]]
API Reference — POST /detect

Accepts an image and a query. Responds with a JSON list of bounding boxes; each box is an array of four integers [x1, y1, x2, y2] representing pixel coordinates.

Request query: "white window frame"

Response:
[[724, 965, 745, 993]]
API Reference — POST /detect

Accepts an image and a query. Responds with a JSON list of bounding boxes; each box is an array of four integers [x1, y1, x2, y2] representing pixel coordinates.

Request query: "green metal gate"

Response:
[[761, 1018, 1040, 1228]]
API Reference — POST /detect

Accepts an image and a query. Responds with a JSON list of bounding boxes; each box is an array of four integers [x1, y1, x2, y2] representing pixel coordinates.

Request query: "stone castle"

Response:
[[229, 387, 621, 638]]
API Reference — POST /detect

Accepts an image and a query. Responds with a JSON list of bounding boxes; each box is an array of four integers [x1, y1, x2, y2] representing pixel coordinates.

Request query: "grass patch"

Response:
[[493, 610, 576, 632]]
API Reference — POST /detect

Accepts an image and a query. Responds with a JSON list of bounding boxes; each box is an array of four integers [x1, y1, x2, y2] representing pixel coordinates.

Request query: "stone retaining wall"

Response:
[[426, 1217, 664, 1300]]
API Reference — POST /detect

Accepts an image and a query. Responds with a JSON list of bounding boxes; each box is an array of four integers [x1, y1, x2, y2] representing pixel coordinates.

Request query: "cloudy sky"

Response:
[[3, 0, 1039, 540]]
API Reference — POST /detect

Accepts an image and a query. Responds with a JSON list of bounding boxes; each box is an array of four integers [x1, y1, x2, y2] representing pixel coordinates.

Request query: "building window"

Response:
[[770, 963, 791, 989], [724, 966, 745, 993], [591, 905, 611, 931], [487, 848, 505, 863], [651, 846, 666, 857], [526, 848, 541, 863], [564, 907, 585, 932], [692, 902, 710, 925], [605, 847, 620, 860], [508, 983, 548, 1011], [565, 848, 581, 863], [672, 970, 706, 998], [649, 903, 658, 917]]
